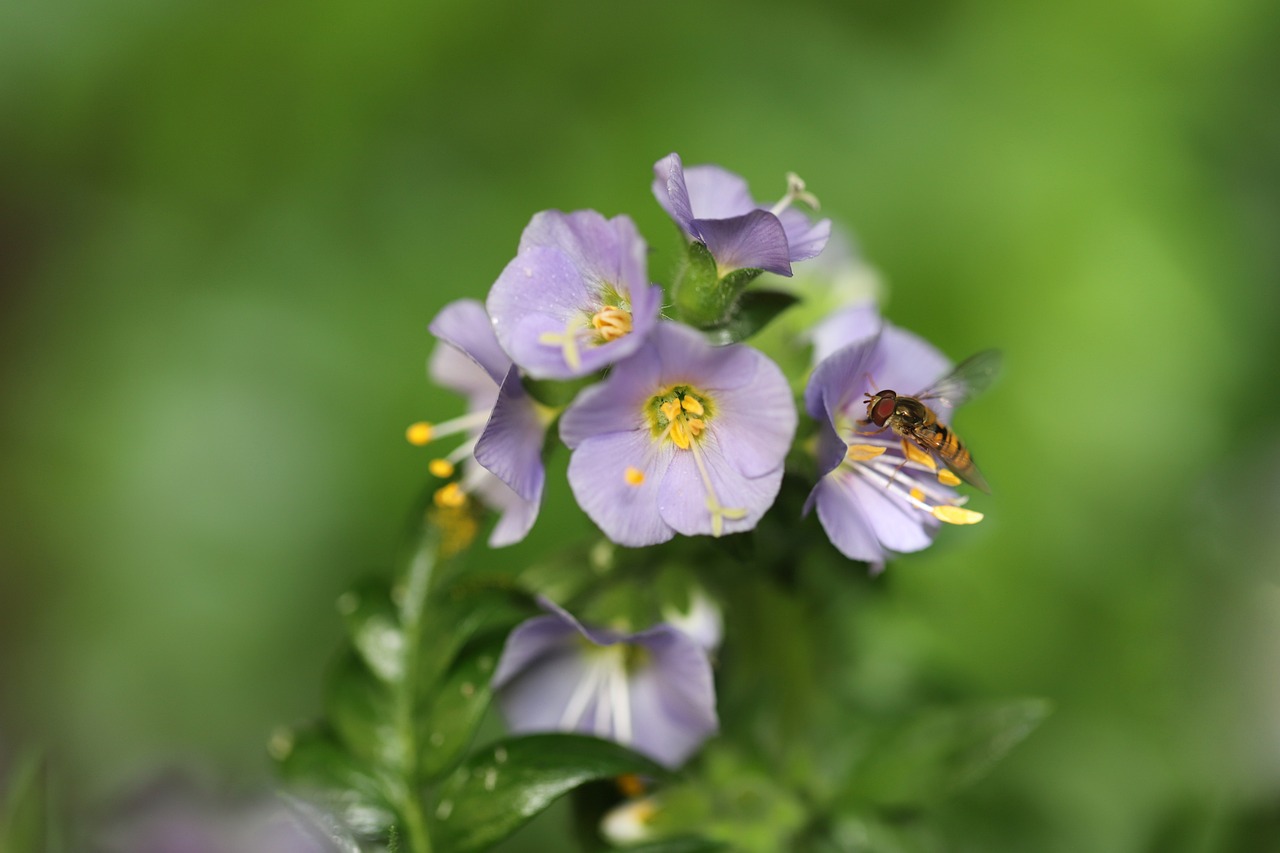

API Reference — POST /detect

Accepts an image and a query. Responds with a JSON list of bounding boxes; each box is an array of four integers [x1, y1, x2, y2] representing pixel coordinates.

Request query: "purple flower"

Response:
[[652, 152, 831, 277], [804, 305, 983, 572], [491, 599, 718, 768], [410, 299, 550, 547], [486, 210, 664, 380], [559, 322, 796, 547]]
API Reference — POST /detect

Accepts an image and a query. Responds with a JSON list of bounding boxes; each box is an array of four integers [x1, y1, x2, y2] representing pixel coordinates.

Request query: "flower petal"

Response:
[[808, 301, 882, 367], [651, 321, 762, 394], [651, 152, 698, 237], [567, 430, 676, 547], [491, 611, 582, 691], [812, 475, 888, 564], [428, 337, 499, 409], [474, 366, 547, 503], [624, 627, 719, 767], [694, 210, 793, 276], [518, 210, 648, 299], [704, 348, 797, 480], [681, 163, 756, 220], [559, 341, 661, 449], [657, 430, 784, 538], [461, 462, 540, 548], [777, 208, 832, 263], [846, 471, 936, 553], [428, 298, 510, 385], [487, 246, 595, 379]]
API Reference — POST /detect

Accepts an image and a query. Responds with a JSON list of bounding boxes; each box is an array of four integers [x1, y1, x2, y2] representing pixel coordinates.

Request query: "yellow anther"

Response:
[[433, 482, 468, 509], [406, 422, 433, 446], [660, 399, 683, 421], [937, 469, 962, 486], [847, 443, 887, 462], [909, 487, 925, 502], [591, 306, 633, 342], [680, 396, 705, 416], [669, 419, 692, 450], [428, 458, 455, 478], [686, 418, 705, 437], [932, 505, 984, 525], [902, 442, 937, 470], [624, 466, 645, 486]]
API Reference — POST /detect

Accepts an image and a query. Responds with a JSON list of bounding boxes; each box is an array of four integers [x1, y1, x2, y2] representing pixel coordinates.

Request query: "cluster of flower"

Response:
[[409, 154, 987, 775]]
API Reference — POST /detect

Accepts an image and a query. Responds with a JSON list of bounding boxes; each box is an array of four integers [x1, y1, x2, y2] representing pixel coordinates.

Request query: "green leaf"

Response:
[[1, 752, 53, 853], [701, 289, 800, 345], [843, 699, 1051, 810], [431, 734, 667, 852], [325, 650, 405, 772], [415, 587, 527, 701], [337, 580, 405, 684], [275, 726, 399, 839], [418, 638, 504, 781]]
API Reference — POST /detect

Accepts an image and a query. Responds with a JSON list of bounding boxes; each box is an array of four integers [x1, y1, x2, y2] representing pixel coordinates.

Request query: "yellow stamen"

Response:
[[406, 422, 433, 446], [847, 443, 887, 462], [669, 418, 692, 450], [660, 399, 683, 421], [591, 305, 633, 342], [937, 469, 962, 486], [902, 441, 937, 470], [910, 487, 925, 502], [932, 505, 984, 525], [428, 458, 455, 478], [686, 418, 705, 437], [624, 466, 645, 486], [433, 482, 467, 509], [680, 396, 705, 416]]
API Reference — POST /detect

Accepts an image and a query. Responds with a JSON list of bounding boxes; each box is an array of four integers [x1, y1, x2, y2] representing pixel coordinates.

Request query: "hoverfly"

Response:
[[859, 349, 1001, 493]]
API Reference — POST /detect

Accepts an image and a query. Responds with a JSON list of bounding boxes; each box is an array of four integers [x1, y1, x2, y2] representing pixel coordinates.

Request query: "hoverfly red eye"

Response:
[[874, 397, 896, 422]]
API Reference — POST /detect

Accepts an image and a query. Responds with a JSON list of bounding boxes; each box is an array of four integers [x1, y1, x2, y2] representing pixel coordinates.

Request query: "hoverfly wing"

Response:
[[942, 451, 991, 494], [915, 349, 1002, 409]]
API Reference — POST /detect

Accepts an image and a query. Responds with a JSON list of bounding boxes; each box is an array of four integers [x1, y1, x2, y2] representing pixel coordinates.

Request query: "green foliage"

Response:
[[431, 734, 666, 852], [701, 289, 801, 346]]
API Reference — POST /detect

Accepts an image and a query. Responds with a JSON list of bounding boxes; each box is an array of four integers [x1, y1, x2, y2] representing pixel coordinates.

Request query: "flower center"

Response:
[[591, 305, 633, 343], [646, 385, 713, 450]]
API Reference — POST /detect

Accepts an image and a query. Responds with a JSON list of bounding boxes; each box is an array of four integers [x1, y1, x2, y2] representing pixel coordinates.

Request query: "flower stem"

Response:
[[392, 535, 439, 853]]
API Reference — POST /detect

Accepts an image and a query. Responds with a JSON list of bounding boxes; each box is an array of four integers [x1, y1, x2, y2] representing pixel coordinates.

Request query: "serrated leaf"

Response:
[[337, 580, 405, 684], [325, 651, 405, 772], [418, 638, 504, 781], [431, 734, 667, 852], [275, 726, 399, 839], [1, 751, 52, 853], [843, 699, 1051, 809], [701, 290, 800, 345]]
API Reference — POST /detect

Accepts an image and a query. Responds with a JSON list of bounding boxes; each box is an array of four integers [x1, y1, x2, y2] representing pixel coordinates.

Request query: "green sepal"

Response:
[[700, 289, 800, 345], [430, 734, 667, 852], [840, 698, 1051, 810], [275, 726, 400, 839], [417, 637, 505, 781]]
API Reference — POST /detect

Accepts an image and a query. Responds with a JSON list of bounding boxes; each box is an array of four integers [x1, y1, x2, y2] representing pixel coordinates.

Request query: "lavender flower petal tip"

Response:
[[411, 298, 550, 547], [559, 321, 797, 547], [652, 152, 831, 276], [803, 308, 984, 569], [486, 209, 663, 380], [491, 599, 718, 768]]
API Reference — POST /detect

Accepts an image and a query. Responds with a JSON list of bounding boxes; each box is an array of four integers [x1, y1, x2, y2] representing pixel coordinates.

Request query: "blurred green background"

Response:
[[2, 0, 1279, 849]]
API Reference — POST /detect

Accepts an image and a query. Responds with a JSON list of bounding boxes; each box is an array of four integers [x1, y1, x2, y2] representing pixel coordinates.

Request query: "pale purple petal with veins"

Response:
[[429, 298, 511, 386], [474, 366, 546, 503], [487, 210, 662, 380], [492, 601, 717, 768], [561, 321, 794, 545], [652, 152, 830, 275]]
